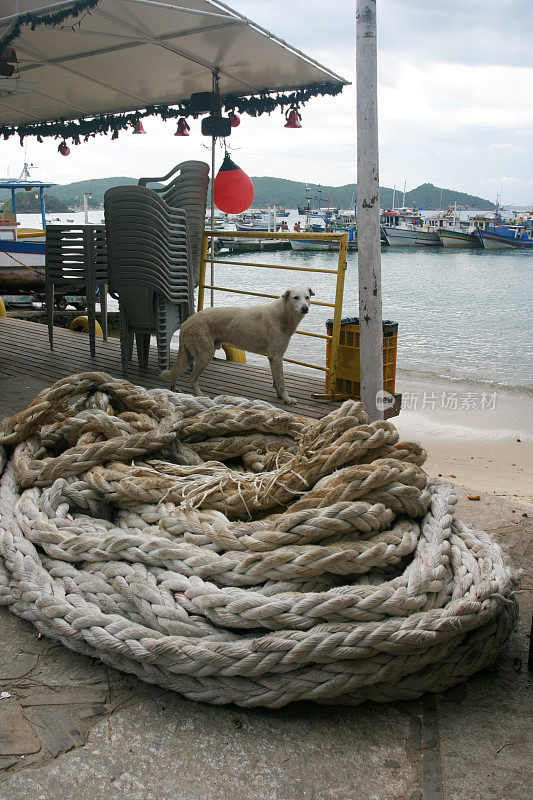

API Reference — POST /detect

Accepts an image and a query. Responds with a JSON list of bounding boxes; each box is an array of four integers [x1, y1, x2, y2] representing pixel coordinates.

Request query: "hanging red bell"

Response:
[[213, 153, 254, 214], [228, 110, 240, 128], [58, 141, 70, 156], [175, 117, 190, 136], [284, 106, 302, 129], [132, 120, 146, 134]]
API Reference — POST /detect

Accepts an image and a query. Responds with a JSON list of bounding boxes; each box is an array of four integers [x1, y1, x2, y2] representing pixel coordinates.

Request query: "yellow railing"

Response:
[[199, 229, 348, 396]]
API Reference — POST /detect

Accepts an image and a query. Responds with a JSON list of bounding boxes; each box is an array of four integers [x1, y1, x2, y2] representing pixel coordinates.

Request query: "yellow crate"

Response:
[[326, 318, 398, 396]]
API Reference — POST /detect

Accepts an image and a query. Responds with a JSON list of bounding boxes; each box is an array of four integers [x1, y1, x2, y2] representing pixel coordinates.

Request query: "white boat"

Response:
[[381, 207, 466, 246], [381, 224, 441, 246], [290, 239, 339, 251], [290, 235, 357, 251], [235, 221, 281, 232]]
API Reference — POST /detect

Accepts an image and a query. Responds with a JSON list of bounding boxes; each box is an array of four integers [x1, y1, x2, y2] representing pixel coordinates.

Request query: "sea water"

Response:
[[214, 243, 533, 391], [19, 211, 533, 391]]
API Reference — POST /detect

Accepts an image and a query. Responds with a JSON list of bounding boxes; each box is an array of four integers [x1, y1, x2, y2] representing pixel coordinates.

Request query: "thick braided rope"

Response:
[[0, 372, 518, 708]]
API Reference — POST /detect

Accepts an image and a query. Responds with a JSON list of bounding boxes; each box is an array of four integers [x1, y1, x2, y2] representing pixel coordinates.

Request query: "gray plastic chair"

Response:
[[138, 160, 209, 286], [104, 186, 193, 373], [45, 224, 108, 357]]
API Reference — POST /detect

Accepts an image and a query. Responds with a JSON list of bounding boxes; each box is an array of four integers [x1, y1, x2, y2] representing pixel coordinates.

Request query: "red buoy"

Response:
[[58, 141, 70, 156], [228, 110, 240, 128], [213, 153, 254, 214]]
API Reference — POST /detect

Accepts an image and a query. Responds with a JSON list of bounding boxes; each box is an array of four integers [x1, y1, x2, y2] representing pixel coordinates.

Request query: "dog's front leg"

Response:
[[269, 355, 296, 405]]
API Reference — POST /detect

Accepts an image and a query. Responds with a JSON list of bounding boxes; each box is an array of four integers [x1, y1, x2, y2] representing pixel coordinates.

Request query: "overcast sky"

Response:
[[2, 0, 532, 205]]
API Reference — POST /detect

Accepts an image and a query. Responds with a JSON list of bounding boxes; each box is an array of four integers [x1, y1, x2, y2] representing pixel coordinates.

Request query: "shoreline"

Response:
[[394, 374, 532, 501]]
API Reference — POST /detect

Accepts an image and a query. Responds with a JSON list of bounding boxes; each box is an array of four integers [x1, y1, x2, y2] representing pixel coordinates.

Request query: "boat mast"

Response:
[[356, 0, 383, 419]]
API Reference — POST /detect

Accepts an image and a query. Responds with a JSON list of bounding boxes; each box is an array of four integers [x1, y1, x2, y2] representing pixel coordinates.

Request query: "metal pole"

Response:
[[40, 187, 46, 230], [83, 192, 91, 224], [209, 70, 217, 307], [356, 0, 383, 420]]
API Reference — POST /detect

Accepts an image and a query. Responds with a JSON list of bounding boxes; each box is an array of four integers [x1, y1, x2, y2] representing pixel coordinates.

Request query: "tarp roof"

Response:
[[0, 0, 348, 135]]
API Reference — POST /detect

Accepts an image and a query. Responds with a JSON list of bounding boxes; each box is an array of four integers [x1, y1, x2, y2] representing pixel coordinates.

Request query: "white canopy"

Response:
[[0, 0, 348, 130]]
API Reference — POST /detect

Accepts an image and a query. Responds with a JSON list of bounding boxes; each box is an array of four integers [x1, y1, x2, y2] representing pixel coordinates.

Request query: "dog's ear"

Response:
[[308, 287, 315, 297], [282, 289, 291, 301]]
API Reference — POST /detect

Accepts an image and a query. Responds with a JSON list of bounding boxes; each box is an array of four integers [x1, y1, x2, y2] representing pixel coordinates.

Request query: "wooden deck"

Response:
[[0, 316, 343, 419]]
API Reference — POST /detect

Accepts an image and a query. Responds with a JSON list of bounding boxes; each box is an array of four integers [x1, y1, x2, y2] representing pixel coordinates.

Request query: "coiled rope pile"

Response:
[[0, 372, 517, 707]]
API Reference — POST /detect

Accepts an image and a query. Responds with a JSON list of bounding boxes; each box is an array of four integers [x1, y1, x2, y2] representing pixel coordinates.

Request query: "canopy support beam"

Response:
[[356, 0, 384, 420]]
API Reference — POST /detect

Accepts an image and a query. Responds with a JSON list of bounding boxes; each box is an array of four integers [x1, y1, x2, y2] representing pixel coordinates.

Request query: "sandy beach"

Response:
[[394, 374, 532, 504]]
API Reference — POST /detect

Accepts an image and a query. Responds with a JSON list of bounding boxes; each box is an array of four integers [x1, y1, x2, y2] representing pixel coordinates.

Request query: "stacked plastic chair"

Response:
[[104, 186, 194, 373], [138, 160, 209, 286], [45, 224, 108, 357]]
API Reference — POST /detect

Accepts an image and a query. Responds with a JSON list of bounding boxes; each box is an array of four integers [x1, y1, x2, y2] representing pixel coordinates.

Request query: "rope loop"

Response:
[[0, 372, 518, 707]]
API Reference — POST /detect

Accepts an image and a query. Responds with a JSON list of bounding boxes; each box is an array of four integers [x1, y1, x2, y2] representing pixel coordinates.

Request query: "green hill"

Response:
[[48, 177, 139, 206], [0, 176, 495, 212], [249, 178, 494, 211], [1, 193, 67, 213]]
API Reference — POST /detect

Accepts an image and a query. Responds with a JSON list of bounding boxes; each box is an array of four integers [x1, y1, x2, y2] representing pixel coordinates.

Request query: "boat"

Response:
[[235, 221, 281, 232], [438, 228, 482, 247], [478, 223, 533, 249], [0, 175, 50, 297], [290, 225, 358, 251], [0, 169, 87, 307], [290, 239, 340, 251], [381, 207, 463, 246]]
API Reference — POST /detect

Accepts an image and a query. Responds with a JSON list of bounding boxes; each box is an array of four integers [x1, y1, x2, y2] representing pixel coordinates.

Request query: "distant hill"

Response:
[[2, 193, 67, 213], [0, 176, 495, 212], [249, 178, 495, 211], [47, 177, 140, 206]]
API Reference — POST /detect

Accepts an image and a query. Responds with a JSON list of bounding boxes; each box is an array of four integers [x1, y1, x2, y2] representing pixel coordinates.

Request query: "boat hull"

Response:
[[1, 238, 46, 291], [235, 223, 280, 232], [290, 240, 338, 251], [438, 230, 482, 247], [290, 239, 357, 252], [382, 227, 441, 246], [479, 231, 533, 249]]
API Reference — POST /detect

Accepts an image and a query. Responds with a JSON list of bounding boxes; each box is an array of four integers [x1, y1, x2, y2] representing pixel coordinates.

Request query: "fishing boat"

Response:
[[438, 227, 481, 247], [0, 176, 50, 297], [381, 207, 465, 246], [478, 223, 533, 249], [438, 214, 494, 247]]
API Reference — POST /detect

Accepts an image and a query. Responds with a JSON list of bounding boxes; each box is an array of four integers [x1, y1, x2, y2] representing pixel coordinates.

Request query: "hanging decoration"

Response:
[[228, 110, 240, 128], [213, 153, 254, 214], [284, 105, 302, 128], [0, 0, 100, 51], [175, 117, 190, 136], [0, 82, 342, 144], [57, 141, 70, 156]]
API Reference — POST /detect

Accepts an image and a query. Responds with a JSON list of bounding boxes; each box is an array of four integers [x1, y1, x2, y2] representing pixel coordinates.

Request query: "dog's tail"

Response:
[[160, 340, 191, 390]]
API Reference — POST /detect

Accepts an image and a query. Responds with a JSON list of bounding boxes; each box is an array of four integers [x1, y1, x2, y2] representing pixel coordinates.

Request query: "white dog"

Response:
[[160, 286, 314, 404]]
